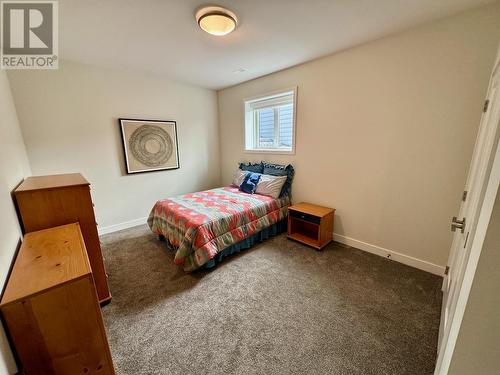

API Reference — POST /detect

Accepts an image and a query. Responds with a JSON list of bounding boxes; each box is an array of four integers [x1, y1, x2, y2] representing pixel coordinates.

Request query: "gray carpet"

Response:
[[100, 225, 442, 375]]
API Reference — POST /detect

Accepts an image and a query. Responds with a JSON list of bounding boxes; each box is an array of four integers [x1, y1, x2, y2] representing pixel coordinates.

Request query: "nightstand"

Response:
[[287, 202, 335, 250]]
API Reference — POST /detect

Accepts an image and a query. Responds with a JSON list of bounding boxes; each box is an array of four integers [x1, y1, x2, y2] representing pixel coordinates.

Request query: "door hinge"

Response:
[[462, 190, 468, 202], [483, 99, 490, 113], [444, 266, 450, 275], [451, 216, 466, 233]]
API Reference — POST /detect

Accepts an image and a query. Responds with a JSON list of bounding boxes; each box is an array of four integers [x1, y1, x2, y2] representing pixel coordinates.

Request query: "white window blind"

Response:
[[244, 88, 296, 153]]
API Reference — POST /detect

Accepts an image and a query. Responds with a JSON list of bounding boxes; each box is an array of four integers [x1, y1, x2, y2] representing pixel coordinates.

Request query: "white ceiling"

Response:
[[60, 0, 497, 90]]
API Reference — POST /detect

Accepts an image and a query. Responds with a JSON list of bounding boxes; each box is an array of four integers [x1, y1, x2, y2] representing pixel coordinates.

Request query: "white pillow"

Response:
[[232, 169, 248, 187], [255, 174, 287, 199]]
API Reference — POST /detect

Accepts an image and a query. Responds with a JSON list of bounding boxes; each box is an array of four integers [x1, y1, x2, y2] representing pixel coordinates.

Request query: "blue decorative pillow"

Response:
[[239, 162, 263, 174], [239, 172, 261, 194], [262, 162, 295, 197]]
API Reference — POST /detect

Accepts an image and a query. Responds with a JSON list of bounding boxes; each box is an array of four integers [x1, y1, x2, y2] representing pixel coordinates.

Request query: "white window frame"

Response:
[[243, 86, 297, 155]]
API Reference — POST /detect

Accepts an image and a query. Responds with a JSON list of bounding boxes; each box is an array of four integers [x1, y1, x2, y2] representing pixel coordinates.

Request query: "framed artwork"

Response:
[[119, 118, 180, 174]]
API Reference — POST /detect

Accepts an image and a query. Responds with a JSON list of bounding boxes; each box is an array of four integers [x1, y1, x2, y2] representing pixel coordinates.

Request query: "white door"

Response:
[[437, 52, 500, 364]]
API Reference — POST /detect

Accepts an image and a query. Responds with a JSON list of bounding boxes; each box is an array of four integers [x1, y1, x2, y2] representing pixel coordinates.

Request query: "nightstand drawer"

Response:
[[289, 210, 321, 224]]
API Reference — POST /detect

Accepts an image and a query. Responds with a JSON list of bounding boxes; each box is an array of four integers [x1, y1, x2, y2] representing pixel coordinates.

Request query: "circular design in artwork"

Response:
[[129, 125, 173, 167]]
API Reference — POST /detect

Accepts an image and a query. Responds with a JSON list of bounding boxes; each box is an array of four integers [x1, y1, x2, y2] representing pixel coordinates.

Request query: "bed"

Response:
[[147, 162, 294, 271]]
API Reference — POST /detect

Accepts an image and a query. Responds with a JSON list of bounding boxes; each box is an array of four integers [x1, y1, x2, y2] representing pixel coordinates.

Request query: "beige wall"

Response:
[[448, 186, 500, 374], [7, 61, 220, 230], [0, 70, 31, 375], [217, 5, 500, 269]]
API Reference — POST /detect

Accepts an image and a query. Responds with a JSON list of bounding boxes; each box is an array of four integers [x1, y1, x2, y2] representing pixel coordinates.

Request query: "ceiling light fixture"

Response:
[[195, 6, 238, 36]]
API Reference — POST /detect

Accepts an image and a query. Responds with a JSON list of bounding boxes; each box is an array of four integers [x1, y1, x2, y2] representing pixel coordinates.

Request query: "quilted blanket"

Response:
[[147, 187, 290, 271]]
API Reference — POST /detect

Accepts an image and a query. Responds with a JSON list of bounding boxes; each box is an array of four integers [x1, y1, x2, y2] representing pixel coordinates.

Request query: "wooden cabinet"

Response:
[[14, 173, 111, 304], [288, 202, 335, 250], [0, 224, 115, 375]]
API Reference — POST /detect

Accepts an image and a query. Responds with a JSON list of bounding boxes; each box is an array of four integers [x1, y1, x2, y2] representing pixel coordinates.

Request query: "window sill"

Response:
[[244, 149, 295, 155]]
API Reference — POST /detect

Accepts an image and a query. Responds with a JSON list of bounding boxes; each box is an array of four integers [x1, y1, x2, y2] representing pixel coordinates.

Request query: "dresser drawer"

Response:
[[289, 210, 321, 224]]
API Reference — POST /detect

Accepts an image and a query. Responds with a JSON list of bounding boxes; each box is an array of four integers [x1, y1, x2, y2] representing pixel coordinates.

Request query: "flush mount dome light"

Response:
[[195, 6, 238, 36]]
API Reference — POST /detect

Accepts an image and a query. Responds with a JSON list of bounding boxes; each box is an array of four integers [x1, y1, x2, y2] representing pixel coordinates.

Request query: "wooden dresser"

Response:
[[0, 224, 115, 375], [14, 173, 111, 304]]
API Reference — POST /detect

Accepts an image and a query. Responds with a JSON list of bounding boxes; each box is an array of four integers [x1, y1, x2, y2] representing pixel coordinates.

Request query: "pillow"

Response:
[[262, 162, 295, 197], [255, 174, 288, 199], [239, 162, 263, 174], [232, 169, 248, 187], [239, 173, 261, 194]]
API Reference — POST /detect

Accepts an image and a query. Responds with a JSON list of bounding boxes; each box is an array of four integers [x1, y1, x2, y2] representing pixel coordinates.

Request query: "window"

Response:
[[244, 87, 296, 153]]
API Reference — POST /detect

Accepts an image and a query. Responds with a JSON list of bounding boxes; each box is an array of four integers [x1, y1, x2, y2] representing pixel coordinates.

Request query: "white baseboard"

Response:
[[98, 217, 148, 236], [334, 233, 445, 276], [97, 220, 444, 276]]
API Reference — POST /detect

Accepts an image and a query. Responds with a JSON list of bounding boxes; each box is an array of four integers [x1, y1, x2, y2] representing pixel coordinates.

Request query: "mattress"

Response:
[[147, 186, 290, 271]]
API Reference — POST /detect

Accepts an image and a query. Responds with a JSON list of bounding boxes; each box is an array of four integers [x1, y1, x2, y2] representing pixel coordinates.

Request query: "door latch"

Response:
[[451, 217, 466, 233]]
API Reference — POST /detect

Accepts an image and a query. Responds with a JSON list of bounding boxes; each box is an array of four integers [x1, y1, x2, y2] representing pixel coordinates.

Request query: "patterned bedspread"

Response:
[[147, 187, 290, 271]]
